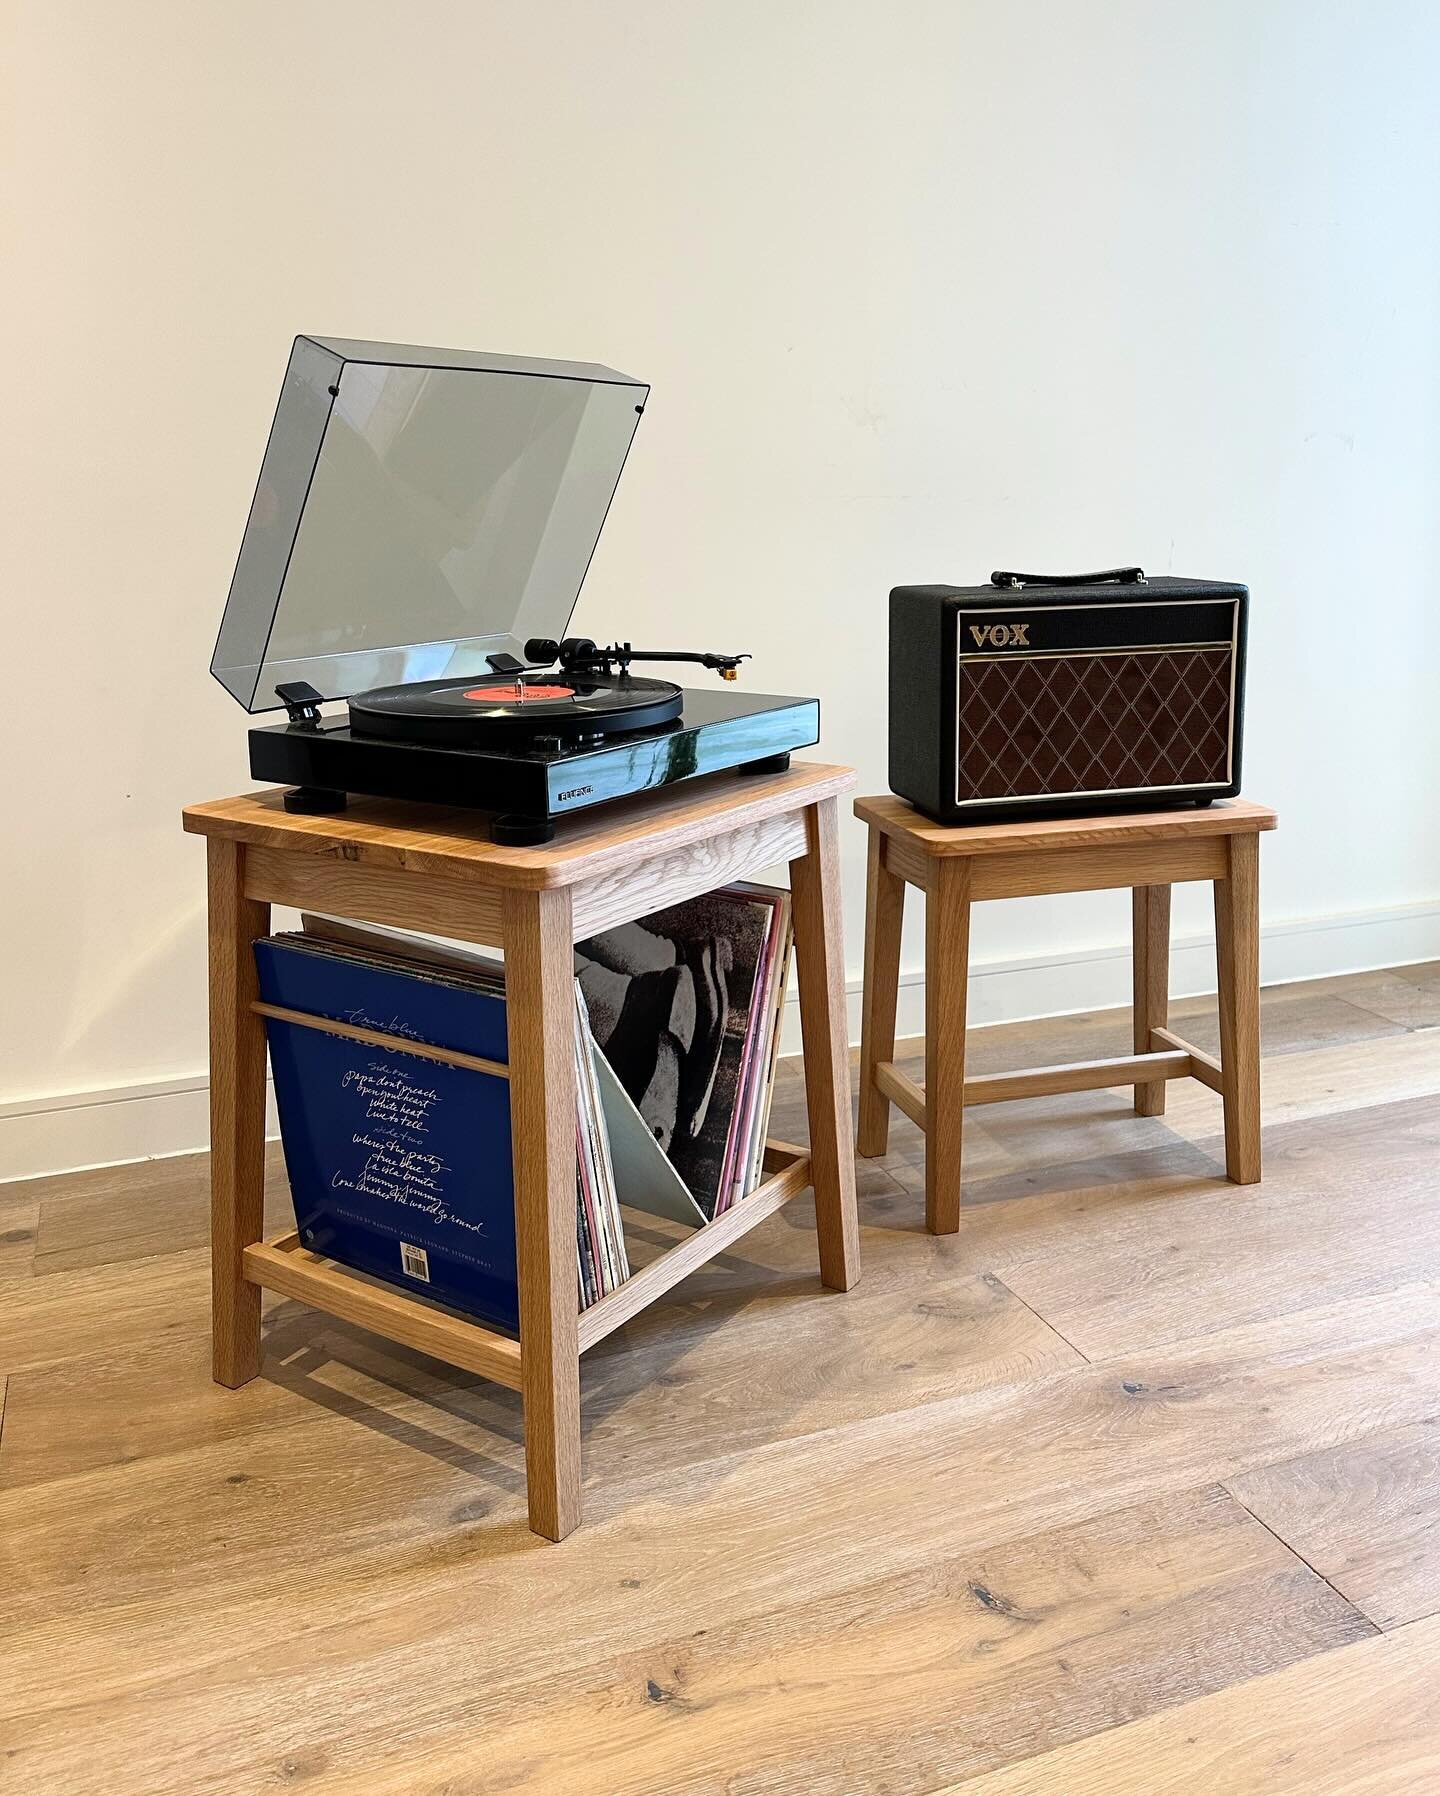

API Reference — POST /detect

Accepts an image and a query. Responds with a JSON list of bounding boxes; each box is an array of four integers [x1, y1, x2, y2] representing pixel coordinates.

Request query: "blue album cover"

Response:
[[254, 936, 523, 1335]]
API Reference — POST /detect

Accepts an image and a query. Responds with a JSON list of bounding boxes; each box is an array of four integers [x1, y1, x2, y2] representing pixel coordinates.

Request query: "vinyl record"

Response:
[[347, 671, 684, 746]]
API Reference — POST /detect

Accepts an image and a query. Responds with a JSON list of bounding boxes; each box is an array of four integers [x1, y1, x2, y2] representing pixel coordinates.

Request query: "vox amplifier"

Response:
[[888, 567, 1248, 824]]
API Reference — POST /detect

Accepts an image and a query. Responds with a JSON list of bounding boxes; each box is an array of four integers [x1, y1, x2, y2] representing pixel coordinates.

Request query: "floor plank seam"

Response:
[[1222, 1481, 1380, 1637], [984, 1273, 1092, 1363], [1339, 994, 1433, 1034]]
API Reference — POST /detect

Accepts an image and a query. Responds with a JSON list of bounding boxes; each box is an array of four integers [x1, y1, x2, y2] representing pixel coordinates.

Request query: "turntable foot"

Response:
[[739, 753, 791, 777], [283, 785, 348, 814], [492, 813, 555, 846]]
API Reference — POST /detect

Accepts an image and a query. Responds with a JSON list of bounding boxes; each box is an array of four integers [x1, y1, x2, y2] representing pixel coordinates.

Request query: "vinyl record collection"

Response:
[[576, 882, 793, 1222], [256, 888, 794, 1334]]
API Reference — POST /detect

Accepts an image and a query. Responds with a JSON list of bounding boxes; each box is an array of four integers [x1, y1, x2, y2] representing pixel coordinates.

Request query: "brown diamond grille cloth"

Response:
[[956, 648, 1232, 800]]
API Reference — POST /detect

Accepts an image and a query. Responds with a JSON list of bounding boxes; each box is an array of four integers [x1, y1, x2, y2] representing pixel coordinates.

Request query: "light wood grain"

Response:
[[184, 760, 854, 890], [877, 1050, 1196, 1117], [963, 1048, 1193, 1105], [925, 856, 970, 1233], [190, 763, 861, 1542], [569, 808, 807, 938], [244, 1234, 524, 1390], [939, 1609, 1440, 1796], [876, 1058, 928, 1129], [1215, 830, 1263, 1182], [1133, 883, 1172, 1115], [501, 884, 583, 1541], [1339, 962, 1440, 1031], [245, 1487, 1369, 1796], [206, 838, 270, 1387], [1161, 1026, 1440, 1142], [887, 964, 1395, 1080], [0, 1214, 1075, 1497], [788, 798, 861, 1290], [959, 1089, 1440, 1359], [854, 795, 1273, 1234], [6, 965, 1434, 1795], [0, 1196, 39, 1285], [853, 791, 1278, 856], [5, 1277, 1431, 1796], [251, 1003, 510, 1079], [1229, 1420, 1440, 1630], [0, 1247, 212, 1380], [1153, 1024, 1224, 1092], [576, 1151, 812, 1351], [759, 1135, 809, 1174], [969, 835, 1226, 899], [857, 827, 906, 1156], [883, 829, 932, 890], [244, 845, 505, 946], [26, 1145, 290, 1280]]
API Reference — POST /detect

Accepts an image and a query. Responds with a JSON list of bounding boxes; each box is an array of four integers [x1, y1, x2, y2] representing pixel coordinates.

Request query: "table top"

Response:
[[853, 794, 1278, 857], [183, 761, 855, 890]]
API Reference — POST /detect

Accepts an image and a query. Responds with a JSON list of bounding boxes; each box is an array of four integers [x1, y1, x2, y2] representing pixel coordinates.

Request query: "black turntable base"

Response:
[[249, 681, 819, 844]]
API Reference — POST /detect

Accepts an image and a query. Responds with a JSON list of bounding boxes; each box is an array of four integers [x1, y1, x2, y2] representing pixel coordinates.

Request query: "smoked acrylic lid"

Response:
[[211, 337, 648, 713]]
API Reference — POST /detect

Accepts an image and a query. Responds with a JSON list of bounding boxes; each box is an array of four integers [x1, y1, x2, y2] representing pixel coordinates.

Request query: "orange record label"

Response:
[[462, 683, 576, 702]]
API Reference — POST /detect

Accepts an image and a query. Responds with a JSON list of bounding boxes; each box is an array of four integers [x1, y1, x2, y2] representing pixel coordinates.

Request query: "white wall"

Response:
[[4, 0, 1439, 1176]]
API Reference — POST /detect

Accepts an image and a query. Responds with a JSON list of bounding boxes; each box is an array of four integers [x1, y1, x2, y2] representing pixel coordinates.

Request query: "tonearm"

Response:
[[523, 638, 751, 681]]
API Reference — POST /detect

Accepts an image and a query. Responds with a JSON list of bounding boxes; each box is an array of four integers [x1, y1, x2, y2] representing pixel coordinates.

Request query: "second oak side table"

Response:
[[854, 794, 1278, 1232]]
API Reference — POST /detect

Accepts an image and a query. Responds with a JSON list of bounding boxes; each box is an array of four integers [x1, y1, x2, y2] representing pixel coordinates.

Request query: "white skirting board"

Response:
[[791, 896, 1440, 1058], [3, 899, 1437, 1185]]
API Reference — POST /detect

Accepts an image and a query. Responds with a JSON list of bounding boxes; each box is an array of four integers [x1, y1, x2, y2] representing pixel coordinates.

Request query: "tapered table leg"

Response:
[[1132, 883, 1172, 1116], [857, 828, 906, 1158], [1214, 833, 1262, 1184], [789, 798, 860, 1292], [207, 839, 270, 1387], [924, 857, 971, 1235], [503, 885, 583, 1541]]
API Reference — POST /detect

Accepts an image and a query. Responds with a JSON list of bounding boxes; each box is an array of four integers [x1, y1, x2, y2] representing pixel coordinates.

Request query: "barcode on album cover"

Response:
[[399, 1241, 431, 1282]]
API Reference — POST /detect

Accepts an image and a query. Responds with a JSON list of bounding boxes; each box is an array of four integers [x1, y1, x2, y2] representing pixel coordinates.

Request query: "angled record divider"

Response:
[[185, 762, 860, 1540]]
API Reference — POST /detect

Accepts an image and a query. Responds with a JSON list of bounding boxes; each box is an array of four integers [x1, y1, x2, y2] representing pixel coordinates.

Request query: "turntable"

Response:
[[211, 337, 818, 843]]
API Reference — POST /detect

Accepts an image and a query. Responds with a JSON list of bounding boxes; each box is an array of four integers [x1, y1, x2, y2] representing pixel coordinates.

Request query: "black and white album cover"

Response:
[[575, 887, 779, 1220]]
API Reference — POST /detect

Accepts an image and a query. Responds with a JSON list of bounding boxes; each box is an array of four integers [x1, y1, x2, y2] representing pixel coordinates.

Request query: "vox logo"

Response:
[[968, 622, 1030, 649]]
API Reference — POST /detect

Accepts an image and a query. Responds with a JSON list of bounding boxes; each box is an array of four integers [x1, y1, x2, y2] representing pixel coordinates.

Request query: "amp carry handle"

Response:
[[990, 567, 1147, 590]]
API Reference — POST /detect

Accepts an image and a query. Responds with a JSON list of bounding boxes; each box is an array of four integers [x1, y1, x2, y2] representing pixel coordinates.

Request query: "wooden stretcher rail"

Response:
[[578, 1147, 813, 1352], [874, 1046, 1204, 1131], [1151, 1026, 1225, 1093], [245, 1139, 816, 1381], [964, 1048, 1194, 1106], [874, 1061, 928, 1130], [250, 1002, 510, 1079], [244, 1233, 525, 1390]]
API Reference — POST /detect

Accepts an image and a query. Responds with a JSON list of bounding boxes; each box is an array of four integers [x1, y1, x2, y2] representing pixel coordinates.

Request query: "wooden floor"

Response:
[[3, 961, 1440, 1794]]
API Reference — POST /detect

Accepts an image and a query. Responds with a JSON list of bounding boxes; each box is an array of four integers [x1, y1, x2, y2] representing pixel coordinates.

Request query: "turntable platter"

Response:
[[347, 671, 684, 747]]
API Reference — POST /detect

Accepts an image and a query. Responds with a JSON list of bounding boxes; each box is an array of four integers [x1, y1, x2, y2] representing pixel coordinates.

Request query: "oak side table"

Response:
[[183, 762, 860, 1540], [854, 795, 1278, 1232]]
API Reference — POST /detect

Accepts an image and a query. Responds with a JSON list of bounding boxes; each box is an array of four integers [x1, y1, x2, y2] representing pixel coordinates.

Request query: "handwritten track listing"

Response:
[[330, 1057, 486, 1235]]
